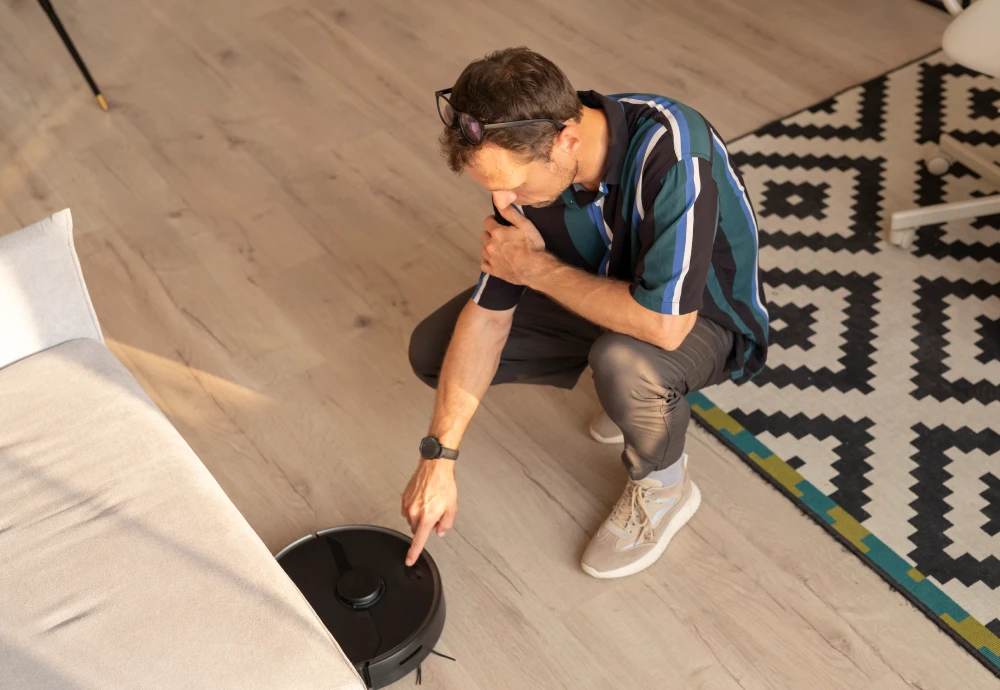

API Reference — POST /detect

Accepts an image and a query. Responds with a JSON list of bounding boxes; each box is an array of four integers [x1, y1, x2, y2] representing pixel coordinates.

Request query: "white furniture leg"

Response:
[[889, 134, 1000, 248], [939, 134, 1000, 188], [891, 194, 1000, 232]]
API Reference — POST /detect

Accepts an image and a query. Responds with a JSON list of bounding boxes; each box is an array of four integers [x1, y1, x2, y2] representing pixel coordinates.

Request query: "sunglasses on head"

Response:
[[435, 88, 567, 146]]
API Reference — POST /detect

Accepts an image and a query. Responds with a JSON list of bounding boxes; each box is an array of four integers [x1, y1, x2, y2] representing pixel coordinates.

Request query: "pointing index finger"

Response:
[[406, 518, 435, 566]]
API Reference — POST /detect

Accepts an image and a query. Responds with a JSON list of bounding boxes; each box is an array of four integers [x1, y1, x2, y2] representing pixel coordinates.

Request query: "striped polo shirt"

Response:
[[472, 90, 769, 383]]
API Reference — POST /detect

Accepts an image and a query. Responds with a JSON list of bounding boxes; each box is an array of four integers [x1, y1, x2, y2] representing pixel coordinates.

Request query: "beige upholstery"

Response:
[[0, 209, 103, 370], [0, 212, 365, 689], [943, 0, 1000, 78]]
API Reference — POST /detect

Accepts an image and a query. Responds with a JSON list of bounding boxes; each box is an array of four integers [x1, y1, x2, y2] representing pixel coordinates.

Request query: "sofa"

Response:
[[0, 210, 366, 689]]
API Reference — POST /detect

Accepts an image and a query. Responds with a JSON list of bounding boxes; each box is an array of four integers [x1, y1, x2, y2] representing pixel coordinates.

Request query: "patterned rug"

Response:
[[692, 50, 1000, 676]]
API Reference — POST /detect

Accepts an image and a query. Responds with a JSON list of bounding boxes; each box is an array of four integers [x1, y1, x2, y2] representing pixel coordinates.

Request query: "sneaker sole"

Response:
[[581, 481, 702, 579], [589, 425, 625, 445]]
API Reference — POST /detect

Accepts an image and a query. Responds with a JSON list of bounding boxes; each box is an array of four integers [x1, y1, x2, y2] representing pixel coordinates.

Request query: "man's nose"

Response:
[[492, 191, 517, 209]]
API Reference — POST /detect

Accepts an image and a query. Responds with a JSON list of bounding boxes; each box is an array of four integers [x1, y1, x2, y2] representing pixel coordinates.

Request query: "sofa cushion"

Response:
[[0, 339, 365, 689], [0, 209, 103, 371]]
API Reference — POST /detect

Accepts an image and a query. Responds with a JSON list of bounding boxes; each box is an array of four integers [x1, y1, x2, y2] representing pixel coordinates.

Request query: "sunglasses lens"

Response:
[[437, 94, 455, 126], [460, 113, 483, 144]]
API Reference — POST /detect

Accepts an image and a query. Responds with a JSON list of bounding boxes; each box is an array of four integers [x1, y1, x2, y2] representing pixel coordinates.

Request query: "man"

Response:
[[402, 47, 768, 579]]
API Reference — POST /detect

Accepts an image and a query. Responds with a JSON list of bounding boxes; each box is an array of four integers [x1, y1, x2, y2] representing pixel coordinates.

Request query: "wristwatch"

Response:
[[419, 435, 459, 461]]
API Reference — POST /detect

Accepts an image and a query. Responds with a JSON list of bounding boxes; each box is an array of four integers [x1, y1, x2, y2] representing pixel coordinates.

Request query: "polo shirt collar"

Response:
[[578, 90, 628, 187]]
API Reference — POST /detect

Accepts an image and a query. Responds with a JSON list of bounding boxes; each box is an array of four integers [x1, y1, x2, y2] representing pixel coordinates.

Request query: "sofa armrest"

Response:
[[0, 209, 103, 370]]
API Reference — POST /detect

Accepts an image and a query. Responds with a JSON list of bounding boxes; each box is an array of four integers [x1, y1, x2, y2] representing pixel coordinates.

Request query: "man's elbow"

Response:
[[650, 312, 697, 351], [653, 329, 685, 351]]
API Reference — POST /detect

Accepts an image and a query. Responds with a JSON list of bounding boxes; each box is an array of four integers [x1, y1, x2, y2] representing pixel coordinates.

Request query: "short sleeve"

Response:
[[631, 155, 718, 315], [470, 201, 528, 311], [471, 272, 525, 311]]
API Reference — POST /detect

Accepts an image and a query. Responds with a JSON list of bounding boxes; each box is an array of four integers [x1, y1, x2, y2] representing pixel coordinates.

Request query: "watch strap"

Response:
[[420, 435, 459, 461]]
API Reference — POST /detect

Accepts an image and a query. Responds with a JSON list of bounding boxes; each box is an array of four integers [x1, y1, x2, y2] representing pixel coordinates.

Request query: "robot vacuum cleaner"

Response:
[[276, 525, 446, 688]]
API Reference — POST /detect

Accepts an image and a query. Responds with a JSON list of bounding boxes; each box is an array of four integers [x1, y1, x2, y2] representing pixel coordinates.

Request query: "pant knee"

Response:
[[408, 319, 446, 389], [591, 334, 646, 411], [590, 333, 681, 418]]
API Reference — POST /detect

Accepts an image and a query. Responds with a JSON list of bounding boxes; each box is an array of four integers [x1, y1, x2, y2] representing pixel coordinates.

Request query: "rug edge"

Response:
[[689, 391, 1000, 680], [726, 47, 943, 142]]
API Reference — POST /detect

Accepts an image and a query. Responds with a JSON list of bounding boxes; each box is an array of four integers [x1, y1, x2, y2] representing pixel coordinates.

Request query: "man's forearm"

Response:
[[428, 302, 512, 450], [527, 253, 694, 350]]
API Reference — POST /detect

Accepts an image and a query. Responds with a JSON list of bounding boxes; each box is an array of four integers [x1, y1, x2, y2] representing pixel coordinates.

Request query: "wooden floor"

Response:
[[2, 0, 993, 687]]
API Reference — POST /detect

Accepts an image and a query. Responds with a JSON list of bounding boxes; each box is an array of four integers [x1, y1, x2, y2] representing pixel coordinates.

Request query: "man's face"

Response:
[[466, 140, 578, 210]]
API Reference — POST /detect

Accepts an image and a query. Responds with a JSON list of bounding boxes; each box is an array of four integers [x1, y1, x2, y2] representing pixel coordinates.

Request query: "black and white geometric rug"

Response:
[[690, 50, 1000, 676]]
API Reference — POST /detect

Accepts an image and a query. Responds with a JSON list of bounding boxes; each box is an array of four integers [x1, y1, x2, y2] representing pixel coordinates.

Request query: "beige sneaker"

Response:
[[589, 410, 624, 444], [581, 457, 701, 579]]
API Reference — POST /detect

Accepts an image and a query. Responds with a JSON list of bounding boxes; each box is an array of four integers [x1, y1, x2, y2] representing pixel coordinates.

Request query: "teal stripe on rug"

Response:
[[687, 388, 1000, 669], [794, 483, 838, 524]]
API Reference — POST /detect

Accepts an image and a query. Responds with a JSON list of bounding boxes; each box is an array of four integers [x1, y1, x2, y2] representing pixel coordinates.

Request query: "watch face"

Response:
[[419, 436, 440, 459]]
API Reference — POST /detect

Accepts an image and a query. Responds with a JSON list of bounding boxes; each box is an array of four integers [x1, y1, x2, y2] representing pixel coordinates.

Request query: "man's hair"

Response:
[[441, 47, 583, 173]]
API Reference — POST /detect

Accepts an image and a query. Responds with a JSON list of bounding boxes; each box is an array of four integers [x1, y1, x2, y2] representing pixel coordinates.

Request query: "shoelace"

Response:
[[610, 482, 655, 541]]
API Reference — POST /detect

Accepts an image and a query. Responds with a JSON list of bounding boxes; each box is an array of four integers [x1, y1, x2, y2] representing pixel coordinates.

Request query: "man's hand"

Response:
[[481, 204, 548, 286], [401, 458, 458, 566]]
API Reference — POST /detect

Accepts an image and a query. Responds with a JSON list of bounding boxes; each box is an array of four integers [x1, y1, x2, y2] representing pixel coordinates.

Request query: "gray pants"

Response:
[[408, 287, 734, 480]]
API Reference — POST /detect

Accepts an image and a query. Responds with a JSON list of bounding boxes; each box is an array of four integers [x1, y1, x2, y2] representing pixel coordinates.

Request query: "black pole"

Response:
[[36, 0, 108, 110]]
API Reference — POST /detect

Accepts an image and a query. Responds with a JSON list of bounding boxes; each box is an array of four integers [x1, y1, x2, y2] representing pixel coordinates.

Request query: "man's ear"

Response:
[[555, 124, 583, 155]]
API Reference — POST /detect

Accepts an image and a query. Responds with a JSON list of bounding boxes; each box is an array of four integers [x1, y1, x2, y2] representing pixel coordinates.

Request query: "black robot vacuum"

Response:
[[276, 525, 446, 688]]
